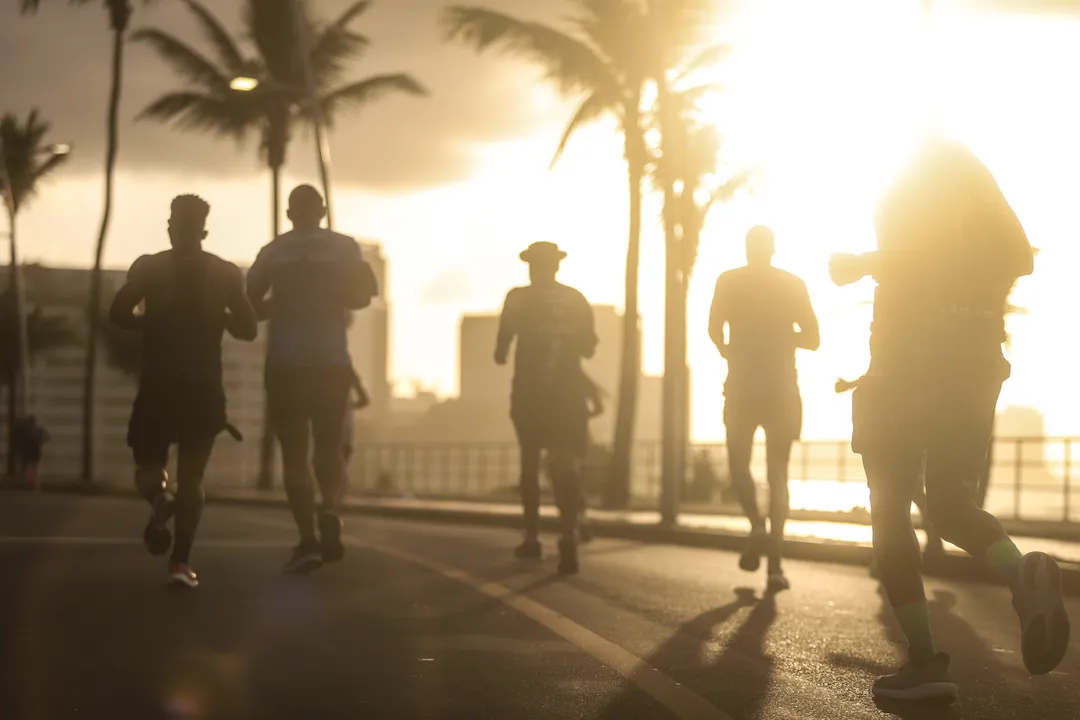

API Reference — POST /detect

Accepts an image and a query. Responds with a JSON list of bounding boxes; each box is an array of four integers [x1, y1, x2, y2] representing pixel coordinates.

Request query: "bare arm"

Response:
[[793, 279, 820, 351], [708, 276, 729, 358], [224, 264, 258, 341], [341, 241, 378, 310], [494, 289, 519, 366], [109, 256, 149, 331], [829, 251, 879, 287]]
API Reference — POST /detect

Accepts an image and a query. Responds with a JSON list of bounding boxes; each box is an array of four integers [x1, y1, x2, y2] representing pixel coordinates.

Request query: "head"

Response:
[[168, 195, 210, 251], [745, 225, 775, 267], [287, 184, 326, 230], [520, 242, 566, 284]]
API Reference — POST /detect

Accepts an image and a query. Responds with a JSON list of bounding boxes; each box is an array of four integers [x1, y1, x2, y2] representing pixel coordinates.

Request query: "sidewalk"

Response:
[[16, 482, 1080, 594]]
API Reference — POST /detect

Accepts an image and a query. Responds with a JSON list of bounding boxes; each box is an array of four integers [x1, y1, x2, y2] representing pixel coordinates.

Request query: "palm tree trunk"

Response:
[[6, 222, 17, 480], [656, 75, 682, 528], [606, 120, 644, 510], [82, 15, 128, 484], [256, 163, 281, 490]]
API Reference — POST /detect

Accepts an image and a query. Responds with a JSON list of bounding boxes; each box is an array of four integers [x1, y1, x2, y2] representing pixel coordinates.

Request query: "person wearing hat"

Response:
[[495, 241, 598, 574], [708, 225, 820, 594]]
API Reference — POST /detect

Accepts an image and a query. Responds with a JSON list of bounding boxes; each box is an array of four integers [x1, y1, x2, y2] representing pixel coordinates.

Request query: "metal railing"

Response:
[[340, 437, 1080, 525]]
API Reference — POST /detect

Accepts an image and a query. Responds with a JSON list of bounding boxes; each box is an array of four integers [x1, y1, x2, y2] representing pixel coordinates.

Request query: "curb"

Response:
[[10, 484, 1080, 596]]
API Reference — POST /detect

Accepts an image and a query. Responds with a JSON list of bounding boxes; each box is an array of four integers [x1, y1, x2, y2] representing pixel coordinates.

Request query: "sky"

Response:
[[5, 0, 1080, 441]]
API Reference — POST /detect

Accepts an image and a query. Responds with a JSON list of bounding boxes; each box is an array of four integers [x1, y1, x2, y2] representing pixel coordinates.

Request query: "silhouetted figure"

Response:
[[343, 367, 369, 466], [247, 184, 378, 575], [830, 137, 1069, 702], [15, 415, 47, 491], [709, 226, 820, 593], [496, 241, 598, 574], [110, 194, 257, 588], [835, 375, 945, 575]]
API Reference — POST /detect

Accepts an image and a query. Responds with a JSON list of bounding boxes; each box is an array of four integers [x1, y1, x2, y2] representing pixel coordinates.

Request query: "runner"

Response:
[[15, 415, 47, 491], [110, 194, 258, 588], [247, 184, 377, 575], [708, 226, 820, 593], [495, 241, 597, 574], [830, 137, 1069, 701]]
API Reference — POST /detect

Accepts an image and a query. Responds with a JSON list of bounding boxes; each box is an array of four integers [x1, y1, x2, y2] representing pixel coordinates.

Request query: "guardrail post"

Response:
[[801, 440, 809, 483], [837, 441, 846, 483]]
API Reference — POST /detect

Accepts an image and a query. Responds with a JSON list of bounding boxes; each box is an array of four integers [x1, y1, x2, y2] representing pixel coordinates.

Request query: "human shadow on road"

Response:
[[595, 587, 776, 719], [828, 585, 1020, 720]]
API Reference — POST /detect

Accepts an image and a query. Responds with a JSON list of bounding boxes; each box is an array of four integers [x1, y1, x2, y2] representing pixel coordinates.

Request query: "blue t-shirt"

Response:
[[247, 227, 367, 367]]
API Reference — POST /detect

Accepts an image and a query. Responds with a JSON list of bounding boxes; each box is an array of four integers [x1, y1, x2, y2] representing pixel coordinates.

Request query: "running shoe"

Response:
[[318, 510, 345, 563], [515, 538, 542, 560], [1013, 551, 1071, 675], [766, 570, 790, 593], [168, 563, 199, 588], [873, 652, 958, 702], [739, 525, 767, 572], [284, 543, 323, 575], [143, 491, 175, 557], [557, 537, 579, 575]]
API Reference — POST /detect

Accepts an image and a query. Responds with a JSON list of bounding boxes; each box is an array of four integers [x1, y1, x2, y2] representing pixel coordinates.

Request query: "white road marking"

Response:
[[245, 515, 735, 720]]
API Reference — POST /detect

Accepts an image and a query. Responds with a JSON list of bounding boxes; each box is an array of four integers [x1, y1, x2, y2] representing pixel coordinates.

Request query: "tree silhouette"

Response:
[[20, 0, 159, 484]]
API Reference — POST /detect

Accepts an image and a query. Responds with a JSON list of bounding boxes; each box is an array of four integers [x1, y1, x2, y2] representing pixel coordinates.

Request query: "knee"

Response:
[[922, 489, 967, 539], [547, 449, 578, 478], [313, 450, 343, 481], [176, 481, 205, 506]]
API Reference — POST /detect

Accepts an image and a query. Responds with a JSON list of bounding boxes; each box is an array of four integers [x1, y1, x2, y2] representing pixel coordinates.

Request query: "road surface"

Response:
[[1, 493, 1077, 719]]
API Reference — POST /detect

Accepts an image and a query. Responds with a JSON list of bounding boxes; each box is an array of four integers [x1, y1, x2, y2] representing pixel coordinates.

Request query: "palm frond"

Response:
[[130, 28, 233, 92], [443, 6, 613, 96], [550, 89, 616, 169], [314, 74, 428, 127], [136, 92, 257, 140], [678, 42, 732, 78], [179, 0, 245, 74], [310, 0, 372, 84], [1, 109, 67, 213], [247, 0, 302, 86]]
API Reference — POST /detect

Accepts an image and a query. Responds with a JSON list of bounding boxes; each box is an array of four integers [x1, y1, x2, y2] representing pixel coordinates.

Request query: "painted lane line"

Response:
[[244, 515, 734, 720], [0, 536, 294, 549]]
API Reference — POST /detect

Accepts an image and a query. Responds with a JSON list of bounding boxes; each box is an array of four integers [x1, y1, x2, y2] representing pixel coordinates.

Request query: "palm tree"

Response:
[[20, 0, 158, 484], [133, 0, 427, 488], [443, 0, 651, 508], [0, 111, 71, 476], [652, 91, 747, 507], [645, 0, 731, 523]]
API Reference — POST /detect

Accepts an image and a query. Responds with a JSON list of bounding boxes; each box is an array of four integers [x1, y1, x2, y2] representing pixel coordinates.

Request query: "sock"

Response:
[[894, 599, 936, 662], [984, 538, 1023, 589]]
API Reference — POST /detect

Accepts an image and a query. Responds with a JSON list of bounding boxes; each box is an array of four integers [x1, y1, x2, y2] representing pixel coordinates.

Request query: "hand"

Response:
[[829, 253, 869, 287]]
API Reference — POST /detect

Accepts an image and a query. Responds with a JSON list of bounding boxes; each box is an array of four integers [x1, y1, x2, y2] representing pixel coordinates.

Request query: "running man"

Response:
[[830, 138, 1069, 701], [15, 415, 47, 491], [247, 185, 378, 575], [111, 194, 258, 588], [496, 241, 598, 574], [708, 226, 820, 592]]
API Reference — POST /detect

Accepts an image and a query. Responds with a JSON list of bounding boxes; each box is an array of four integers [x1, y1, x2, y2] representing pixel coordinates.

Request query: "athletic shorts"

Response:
[[265, 366, 352, 456], [723, 382, 802, 442], [127, 381, 226, 467], [851, 366, 1004, 497], [510, 387, 589, 457]]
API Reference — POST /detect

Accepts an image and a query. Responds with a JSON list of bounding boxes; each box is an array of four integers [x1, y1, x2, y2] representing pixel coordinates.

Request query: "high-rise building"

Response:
[[348, 243, 390, 421]]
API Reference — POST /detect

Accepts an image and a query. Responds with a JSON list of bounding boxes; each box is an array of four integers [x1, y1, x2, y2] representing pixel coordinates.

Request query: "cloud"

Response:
[[0, 0, 571, 192]]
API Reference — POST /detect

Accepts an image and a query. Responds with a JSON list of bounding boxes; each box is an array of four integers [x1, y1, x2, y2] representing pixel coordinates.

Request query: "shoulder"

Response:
[[129, 251, 167, 279], [205, 253, 242, 281], [714, 268, 743, 290], [775, 268, 808, 293], [557, 283, 589, 302]]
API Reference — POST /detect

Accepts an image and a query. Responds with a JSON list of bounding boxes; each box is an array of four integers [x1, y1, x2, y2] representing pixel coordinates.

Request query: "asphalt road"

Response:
[[1, 493, 1077, 720]]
